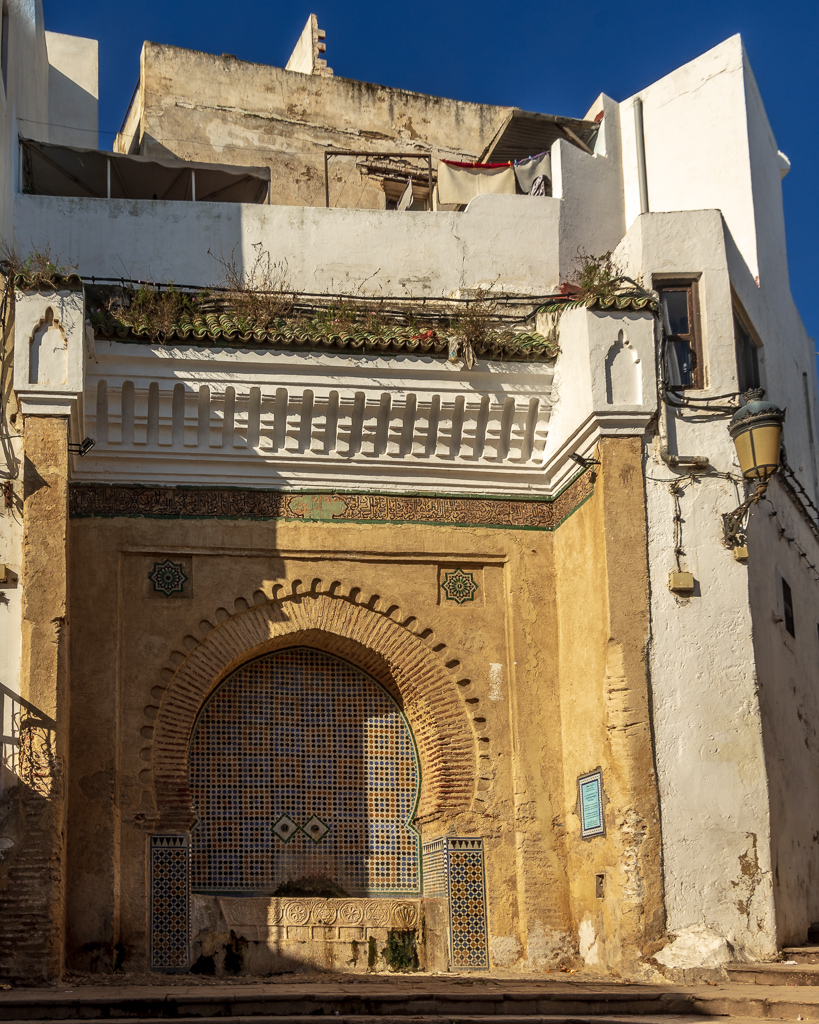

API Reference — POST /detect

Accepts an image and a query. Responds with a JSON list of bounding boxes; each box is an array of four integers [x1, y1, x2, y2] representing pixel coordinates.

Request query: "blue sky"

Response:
[[42, 1, 819, 365]]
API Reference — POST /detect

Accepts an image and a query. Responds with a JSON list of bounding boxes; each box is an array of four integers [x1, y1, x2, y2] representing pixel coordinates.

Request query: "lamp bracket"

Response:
[[722, 480, 769, 549]]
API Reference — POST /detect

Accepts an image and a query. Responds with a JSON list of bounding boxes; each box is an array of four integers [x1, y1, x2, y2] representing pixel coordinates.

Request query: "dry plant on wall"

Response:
[[86, 244, 556, 362], [209, 242, 294, 326], [537, 249, 651, 348], [104, 282, 200, 342], [312, 297, 394, 336], [570, 249, 625, 303], [447, 288, 500, 369], [1, 243, 78, 288]]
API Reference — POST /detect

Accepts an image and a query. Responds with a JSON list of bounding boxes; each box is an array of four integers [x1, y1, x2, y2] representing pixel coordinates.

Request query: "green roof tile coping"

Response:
[[90, 309, 558, 362]]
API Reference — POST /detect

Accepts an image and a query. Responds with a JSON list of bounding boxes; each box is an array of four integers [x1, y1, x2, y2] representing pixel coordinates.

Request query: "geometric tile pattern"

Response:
[[422, 836, 489, 969], [148, 558, 188, 596], [441, 568, 478, 605], [149, 834, 190, 971], [188, 648, 421, 896], [448, 838, 489, 969], [70, 471, 595, 532]]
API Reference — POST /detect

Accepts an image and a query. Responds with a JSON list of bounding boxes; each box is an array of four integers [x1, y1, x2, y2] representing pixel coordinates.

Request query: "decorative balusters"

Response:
[[81, 363, 553, 486]]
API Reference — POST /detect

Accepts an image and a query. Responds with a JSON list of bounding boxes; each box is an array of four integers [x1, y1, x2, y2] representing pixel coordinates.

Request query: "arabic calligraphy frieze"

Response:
[[68, 474, 593, 531]]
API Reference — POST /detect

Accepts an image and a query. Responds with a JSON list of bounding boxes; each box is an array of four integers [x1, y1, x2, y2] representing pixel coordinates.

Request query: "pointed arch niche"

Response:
[[149, 586, 480, 832]]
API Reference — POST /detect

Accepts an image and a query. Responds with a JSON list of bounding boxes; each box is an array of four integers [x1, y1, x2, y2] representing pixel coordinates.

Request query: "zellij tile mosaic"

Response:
[[149, 834, 190, 971], [449, 840, 489, 969], [188, 647, 421, 896]]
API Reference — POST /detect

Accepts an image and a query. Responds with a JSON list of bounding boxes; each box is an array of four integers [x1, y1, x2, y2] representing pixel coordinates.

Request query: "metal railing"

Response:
[[0, 682, 55, 778]]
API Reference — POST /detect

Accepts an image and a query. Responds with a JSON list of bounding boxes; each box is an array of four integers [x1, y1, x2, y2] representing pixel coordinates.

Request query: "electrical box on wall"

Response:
[[669, 570, 695, 593]]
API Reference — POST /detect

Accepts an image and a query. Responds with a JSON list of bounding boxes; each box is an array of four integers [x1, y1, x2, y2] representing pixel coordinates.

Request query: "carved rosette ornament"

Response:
[[338, 900, 364, 925], [285, 900, 310, 925], [217, 896, 421, 931]]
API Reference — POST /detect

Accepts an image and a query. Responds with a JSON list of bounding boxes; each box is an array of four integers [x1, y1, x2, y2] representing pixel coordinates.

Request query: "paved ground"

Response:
[[3, 974, 819, 1022]]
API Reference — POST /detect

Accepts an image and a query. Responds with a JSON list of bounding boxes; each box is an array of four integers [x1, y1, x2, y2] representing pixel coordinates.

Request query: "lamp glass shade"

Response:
[[728, 395, 785, 481]]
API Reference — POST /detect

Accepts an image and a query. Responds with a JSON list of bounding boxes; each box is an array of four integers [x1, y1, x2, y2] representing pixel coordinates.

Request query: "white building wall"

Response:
[[15, 193, 564, 297], [615, 210, 778, 961], [746, 478, 819, 946], [620, 36, 760, 282], [552, 93, 625, 285], [45, 30, 98, 148], [0, 0, 49, 243]]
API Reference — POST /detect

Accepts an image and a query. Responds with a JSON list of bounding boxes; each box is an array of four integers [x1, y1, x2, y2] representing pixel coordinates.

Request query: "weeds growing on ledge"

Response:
[[209, 242, 293, 325], [1, 244, 78, 286]]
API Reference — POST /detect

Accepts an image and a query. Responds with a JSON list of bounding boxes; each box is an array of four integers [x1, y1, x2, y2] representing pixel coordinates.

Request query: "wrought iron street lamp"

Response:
[[723, 389, 786, 548], [728, 389, 786, 482]]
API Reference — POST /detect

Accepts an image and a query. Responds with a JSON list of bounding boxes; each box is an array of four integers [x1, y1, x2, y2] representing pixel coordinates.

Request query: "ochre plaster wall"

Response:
[[0, 416, 69, 981], [64, 440, 663, 975], [552, 437, 664, 974]]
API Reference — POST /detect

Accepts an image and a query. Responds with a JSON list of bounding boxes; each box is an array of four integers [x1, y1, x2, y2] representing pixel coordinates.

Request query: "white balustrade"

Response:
[[76, 343, 554, 493]]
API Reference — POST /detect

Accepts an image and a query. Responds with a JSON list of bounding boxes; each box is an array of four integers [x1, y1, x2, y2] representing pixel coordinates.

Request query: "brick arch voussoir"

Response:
[[149, 581, 479, 829]]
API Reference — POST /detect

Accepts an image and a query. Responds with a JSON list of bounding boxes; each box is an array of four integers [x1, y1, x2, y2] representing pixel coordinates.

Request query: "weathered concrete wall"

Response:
[[0, 0, 51, 937], [118, 42, 509, 209], [15, 192, 562, 297], [616, 211, 779, 963], [44, 31, 98, 149]]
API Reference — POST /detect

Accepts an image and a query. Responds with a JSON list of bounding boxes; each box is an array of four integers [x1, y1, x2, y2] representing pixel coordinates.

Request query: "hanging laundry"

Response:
[[396, 177, 414, 210], [437, 159, 517, 205], [528, 175, 549, 197], [513, 151, 552, 193]]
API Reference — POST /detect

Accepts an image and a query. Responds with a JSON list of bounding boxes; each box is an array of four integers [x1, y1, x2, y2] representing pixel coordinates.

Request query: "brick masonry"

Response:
[[149, 587, 479, 832]]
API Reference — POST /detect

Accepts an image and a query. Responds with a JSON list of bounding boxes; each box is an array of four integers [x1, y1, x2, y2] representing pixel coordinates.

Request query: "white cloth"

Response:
[[437, 161, 517, 205], [513, 152, 552, 193], [396, 177, 414, 210]]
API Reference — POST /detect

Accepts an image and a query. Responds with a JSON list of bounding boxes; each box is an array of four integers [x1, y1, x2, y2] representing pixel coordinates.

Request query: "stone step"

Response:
[[0, 1017, 785, 1024], [4, 983, 819, 1022], [782, 947, 819, 965], [726, 962, 819, 986]]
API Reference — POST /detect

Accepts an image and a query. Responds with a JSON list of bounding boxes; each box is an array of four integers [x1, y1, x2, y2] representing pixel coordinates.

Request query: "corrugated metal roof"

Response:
[[481, 110, 599, 163]]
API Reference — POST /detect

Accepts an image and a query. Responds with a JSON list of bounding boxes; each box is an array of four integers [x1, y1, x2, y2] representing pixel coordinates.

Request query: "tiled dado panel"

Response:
[[188, 648, 421, 896], [150, 834, 190, 971], [422, 836, 489, 969]]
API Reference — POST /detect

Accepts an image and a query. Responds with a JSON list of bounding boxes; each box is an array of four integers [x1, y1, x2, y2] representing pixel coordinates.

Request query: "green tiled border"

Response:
[[69, 470, 594, 533]]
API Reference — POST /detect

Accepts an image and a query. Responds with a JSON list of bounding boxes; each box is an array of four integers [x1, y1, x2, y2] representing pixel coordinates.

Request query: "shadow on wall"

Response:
[[46, 67, 97, 149], [0, 684, 60, 981]]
